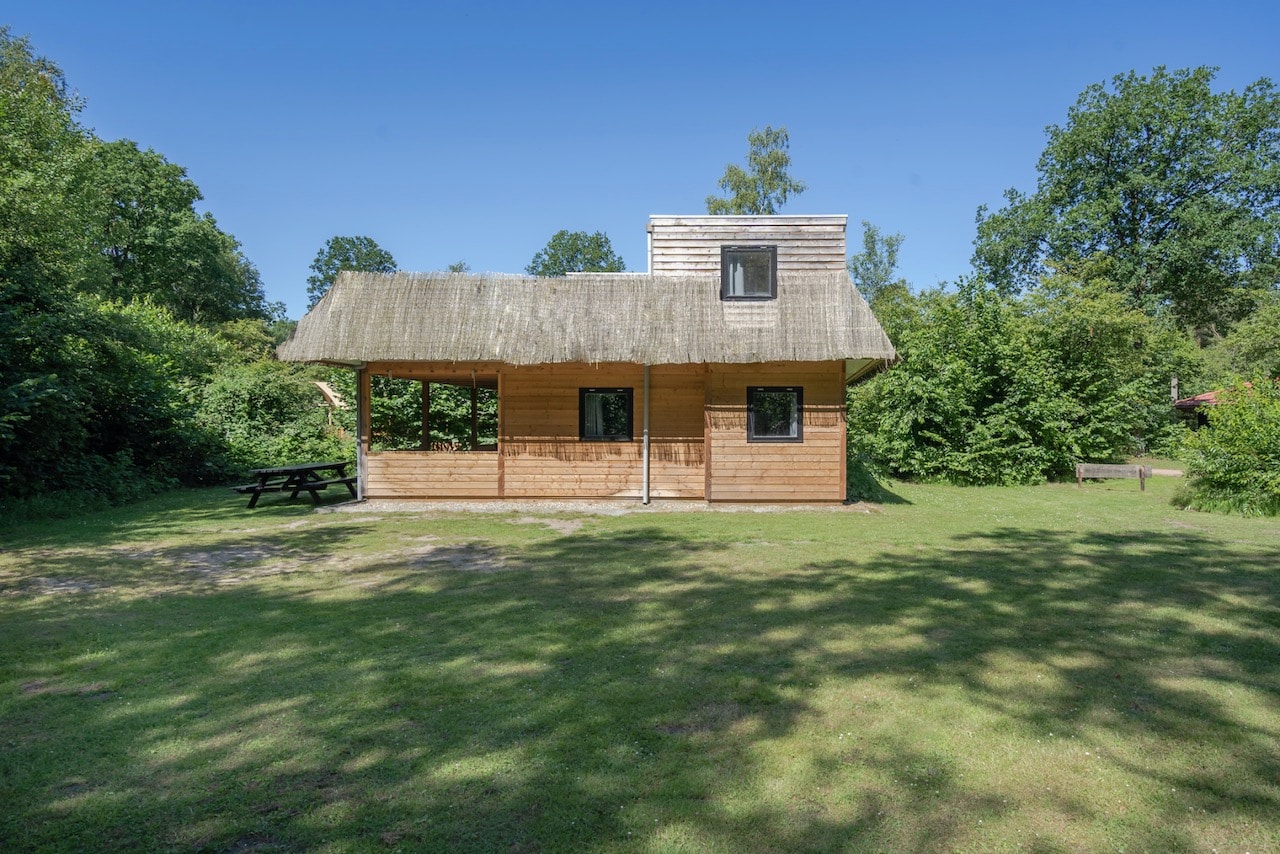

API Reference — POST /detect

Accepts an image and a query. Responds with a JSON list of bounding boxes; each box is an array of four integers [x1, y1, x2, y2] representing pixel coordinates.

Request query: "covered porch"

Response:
[[357, 361, 502, 499]]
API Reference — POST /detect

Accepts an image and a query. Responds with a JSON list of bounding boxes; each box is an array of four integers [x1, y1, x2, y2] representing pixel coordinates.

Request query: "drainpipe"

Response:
[[642, 364, 651, 505]]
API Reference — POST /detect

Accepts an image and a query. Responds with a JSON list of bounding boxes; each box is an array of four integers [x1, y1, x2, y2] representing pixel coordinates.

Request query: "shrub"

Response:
[[849, 276, 1166, 485], [1178, 379, 1280, 516], [199, 361, 351, 475]]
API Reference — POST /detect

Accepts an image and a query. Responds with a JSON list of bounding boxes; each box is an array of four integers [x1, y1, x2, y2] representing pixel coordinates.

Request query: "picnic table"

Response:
[[233, 461, 357, 508]]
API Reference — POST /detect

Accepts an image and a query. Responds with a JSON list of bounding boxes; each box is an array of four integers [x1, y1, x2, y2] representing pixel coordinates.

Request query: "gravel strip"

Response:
[[319, 498, 874, 516]]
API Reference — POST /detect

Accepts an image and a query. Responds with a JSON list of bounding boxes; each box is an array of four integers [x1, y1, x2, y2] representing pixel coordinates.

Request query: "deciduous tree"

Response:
[[973, 66, 1280, 331], [89, 139, 270, 323], [706, 126, 807, 215], [306, 235, 396, 308], [525, 230, 625, 276]]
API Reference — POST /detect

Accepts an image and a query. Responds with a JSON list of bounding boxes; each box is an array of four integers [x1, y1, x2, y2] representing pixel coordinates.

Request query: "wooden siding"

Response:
[[366, 451, 499, 498], [356, 359, 846, 502], [500, 363, 705, 498], [648, 215, 847, 275], [706, 362, 847, 502]]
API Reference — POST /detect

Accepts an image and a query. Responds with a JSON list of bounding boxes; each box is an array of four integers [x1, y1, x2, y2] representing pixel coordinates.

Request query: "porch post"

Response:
[[469, 384, 478, 449], [356, 365, 371, 501], [420, 380, 431, 450]]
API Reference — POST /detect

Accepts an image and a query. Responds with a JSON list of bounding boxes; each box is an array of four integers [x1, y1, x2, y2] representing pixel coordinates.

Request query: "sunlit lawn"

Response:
[[2, 476, 1277, 852]]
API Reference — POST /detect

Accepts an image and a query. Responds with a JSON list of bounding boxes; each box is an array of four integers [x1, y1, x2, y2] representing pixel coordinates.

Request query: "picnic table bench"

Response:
[[233, 461, 357, 508], [1075, 463, 1154, 492]]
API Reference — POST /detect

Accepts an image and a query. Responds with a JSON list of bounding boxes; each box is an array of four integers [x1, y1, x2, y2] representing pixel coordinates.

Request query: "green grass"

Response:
[[2, 478, 1278, 852]]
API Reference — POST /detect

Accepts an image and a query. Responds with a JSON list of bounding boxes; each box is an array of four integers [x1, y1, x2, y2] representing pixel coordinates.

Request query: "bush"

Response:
[[199, 361, 352, 475], [1177, 379, 1280, 516], [849, 276, 1167, 485]]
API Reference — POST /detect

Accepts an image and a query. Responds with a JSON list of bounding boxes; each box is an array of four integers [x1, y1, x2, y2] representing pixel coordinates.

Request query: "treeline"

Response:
[[847, 67, 1280, 513], [1, 29, 347, 517]]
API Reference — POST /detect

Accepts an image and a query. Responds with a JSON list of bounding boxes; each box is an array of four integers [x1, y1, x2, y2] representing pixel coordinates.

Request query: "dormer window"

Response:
[[721, 245, 777, 300]]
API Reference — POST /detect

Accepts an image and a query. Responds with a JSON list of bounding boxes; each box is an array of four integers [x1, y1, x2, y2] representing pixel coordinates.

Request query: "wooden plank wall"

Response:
[[359, 359, 846, 502], [648, 215, 847, 275], [366, 451, 499, 498], [706, 361, 847, 502], [500, 363, 705, 498]]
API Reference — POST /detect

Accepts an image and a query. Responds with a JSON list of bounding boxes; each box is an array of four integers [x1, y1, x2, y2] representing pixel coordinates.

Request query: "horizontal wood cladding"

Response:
[[706, 362, 847, 502], [358, 359, 847, 502], [366, 451, 499, 498], [500, 363, 705, 498], [649, 215, 847, 275]]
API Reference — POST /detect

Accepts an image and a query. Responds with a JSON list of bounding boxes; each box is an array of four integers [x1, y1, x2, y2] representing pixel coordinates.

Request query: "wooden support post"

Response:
[[356, 366, 371, 500], [469, 384, 478, 450], [496, 372, 505, 498], [420, 380, 430, 451]]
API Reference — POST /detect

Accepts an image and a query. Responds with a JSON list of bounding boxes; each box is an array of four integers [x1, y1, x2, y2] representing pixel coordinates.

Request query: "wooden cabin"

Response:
[[277, 214, 896, 502]]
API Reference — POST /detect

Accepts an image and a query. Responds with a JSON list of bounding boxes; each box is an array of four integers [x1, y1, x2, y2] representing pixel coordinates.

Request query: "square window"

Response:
[[747, 386, 802, 442], [721, 245, 777, 300], [580, 388, 633, 441]]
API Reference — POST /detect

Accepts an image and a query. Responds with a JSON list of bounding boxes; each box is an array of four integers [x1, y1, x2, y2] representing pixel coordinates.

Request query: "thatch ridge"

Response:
[[277, 271, 896, 366]]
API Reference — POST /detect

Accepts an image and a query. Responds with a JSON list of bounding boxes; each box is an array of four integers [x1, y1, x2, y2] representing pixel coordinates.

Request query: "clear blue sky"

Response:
[[10, 1, 1279, 318]]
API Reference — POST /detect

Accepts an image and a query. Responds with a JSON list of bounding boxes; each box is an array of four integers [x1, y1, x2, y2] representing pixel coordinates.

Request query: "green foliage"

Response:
[[446, 260, 470, 273], [1, 29, 296, 512], [1217, 293, 1280, 379], [89, 140, 267, 323], [706, 125, 807, 215], [423, 383, 497, 448], [213, 318, 279, 362], [525, 230, 625, 276], [326, 372, 497, 450], [1179, 379, 1280, 516], [1, 296, 234, 507], [847, 220, 907, 304], [199, 361, 351, 473], [306, 235, 396, 308], [850, 275, 1178, 485], [973, 66, 1280, 331]]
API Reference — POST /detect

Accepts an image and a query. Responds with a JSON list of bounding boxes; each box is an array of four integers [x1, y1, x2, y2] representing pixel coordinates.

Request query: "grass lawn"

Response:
[[2, 476, 1277, 852]]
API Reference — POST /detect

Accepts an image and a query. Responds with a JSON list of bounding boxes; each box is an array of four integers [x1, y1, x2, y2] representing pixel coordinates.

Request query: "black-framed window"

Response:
[[579, 388, 633, 441], [721, 245, 777, 300], [747, 386, 803, 442]]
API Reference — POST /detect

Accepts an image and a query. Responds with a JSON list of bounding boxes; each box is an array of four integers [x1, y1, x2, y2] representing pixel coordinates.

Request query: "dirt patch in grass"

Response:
[[30, 577, 99, 594], [21, 680, 115, 700], [656, 700, 748, 735], [511, 516, 586, 536], [405, 541, 509, 573]]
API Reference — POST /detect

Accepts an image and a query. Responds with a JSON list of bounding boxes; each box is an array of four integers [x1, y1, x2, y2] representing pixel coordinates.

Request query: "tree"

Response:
[[525, 230, 625, 276], [306, 236, 396, 308], [848, 274, 1183, 485], [706, 125, 807, 215], [88, 139, 270, 324], [446, 260, 470, 273], [973, 66, 1280, 331], [1219, 293, 1280, 380], [1, 28, 97, 494], [2, 28, 281, 510], [847, 221, 907, 303]]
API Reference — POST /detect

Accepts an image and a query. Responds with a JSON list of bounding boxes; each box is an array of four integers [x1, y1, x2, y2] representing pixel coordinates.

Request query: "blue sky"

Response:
[[10, 1, 1279, 318]]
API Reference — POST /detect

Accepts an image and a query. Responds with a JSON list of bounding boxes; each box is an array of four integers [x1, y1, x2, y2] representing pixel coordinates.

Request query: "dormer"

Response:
[[647, 215, 848, 300]]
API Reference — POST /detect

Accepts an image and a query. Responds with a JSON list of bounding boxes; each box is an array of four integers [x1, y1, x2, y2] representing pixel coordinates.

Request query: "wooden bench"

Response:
[[1075, 463, 1154, 491]]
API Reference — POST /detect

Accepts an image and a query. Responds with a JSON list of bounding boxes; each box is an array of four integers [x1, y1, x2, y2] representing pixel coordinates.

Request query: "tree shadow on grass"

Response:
[[2, 518, 1278, 851]]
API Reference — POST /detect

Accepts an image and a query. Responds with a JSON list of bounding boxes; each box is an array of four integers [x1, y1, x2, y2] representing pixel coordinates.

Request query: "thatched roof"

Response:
[[277, 271, 896, 367]]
